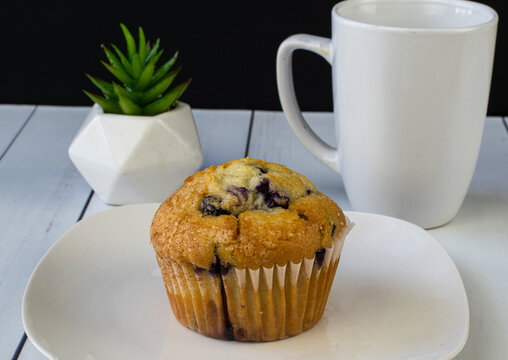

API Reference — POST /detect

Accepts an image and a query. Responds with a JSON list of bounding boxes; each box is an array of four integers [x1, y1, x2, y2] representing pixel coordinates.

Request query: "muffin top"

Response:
[[150, 158, 346, 269]]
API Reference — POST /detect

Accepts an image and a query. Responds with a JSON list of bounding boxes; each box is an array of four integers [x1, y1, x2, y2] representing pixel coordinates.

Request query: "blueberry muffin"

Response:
[[150, 158, 352, 341]]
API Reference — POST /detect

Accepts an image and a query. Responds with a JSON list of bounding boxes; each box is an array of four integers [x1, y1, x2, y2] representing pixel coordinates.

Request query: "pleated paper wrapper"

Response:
[[155, 220, 353, 342]]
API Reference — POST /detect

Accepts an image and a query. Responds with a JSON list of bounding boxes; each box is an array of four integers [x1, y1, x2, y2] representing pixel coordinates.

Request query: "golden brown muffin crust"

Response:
[[150, 158, 346, 269]]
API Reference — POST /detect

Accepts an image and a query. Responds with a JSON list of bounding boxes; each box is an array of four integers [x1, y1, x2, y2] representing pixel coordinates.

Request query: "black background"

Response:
[[1, 0, 505, 114]]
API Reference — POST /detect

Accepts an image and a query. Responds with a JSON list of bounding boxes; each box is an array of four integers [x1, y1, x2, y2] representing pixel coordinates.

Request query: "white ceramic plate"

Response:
[[23, 204, 469, 360]]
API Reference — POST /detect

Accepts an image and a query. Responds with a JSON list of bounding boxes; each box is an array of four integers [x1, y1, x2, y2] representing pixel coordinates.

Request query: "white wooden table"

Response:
[[0, 105, 507, 359]]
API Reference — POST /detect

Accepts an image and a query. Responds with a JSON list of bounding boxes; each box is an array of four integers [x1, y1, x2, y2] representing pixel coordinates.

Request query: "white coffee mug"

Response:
[[277, 0, 497, 228]]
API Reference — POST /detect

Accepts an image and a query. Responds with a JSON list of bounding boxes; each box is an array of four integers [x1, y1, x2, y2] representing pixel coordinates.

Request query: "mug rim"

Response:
[[333, 0, 498, 33]]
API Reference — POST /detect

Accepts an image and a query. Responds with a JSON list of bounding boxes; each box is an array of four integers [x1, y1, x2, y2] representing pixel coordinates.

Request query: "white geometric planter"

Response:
[[69, 102, 203, 205]]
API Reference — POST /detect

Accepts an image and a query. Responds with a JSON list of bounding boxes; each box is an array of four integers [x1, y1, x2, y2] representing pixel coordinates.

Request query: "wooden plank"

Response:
[[0, 106, 92, 359], [17, 109, 253, 359], [429, 117, 508, 360], [193, 109, 252, 168], [0, 105, 35, 158], [248, 111, 351, 209]]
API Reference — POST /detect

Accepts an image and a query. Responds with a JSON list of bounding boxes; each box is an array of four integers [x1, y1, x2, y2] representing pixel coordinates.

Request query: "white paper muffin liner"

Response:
[[156, 218, 353, 342]]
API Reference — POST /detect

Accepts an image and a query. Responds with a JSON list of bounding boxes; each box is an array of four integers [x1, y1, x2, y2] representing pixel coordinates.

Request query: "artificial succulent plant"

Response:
[[84, 24, 190, 116]]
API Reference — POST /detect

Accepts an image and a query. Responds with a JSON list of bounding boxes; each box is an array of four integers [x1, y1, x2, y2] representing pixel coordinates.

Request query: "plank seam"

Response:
[[0, 106, 37, 162], [244, 110, 255, 157], [10, 333, 27, 360], [77, 190, 95, 221], [502, 116, 508, 134]]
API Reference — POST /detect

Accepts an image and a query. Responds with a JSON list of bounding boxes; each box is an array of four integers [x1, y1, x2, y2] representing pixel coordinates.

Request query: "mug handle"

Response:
[[276, 34, 340, 174]]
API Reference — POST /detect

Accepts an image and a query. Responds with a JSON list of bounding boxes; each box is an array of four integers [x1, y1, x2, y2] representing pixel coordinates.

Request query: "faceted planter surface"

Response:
[[68, 102, 203, 205]]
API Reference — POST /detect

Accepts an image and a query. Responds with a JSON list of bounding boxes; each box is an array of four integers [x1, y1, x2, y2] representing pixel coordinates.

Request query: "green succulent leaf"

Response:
[[149, 51, 178, 87], [111, 44, 133, 76], [143, 79, 191, 116], [83, 90, 122, 113], [140, 66, 181, 105], [131, 54, 142, 79], [118, 94, 143, 115], [86, 74, 116, 99], [152, 49, 164, 65], [136, 61, 155, 91], [138, 27, 147, 63], [146, 38, 160, 62], [102, 45, 126, 73], [101, 60, 133, 87], [120, 23, 136, 61], [112, 82, 139, 102]]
